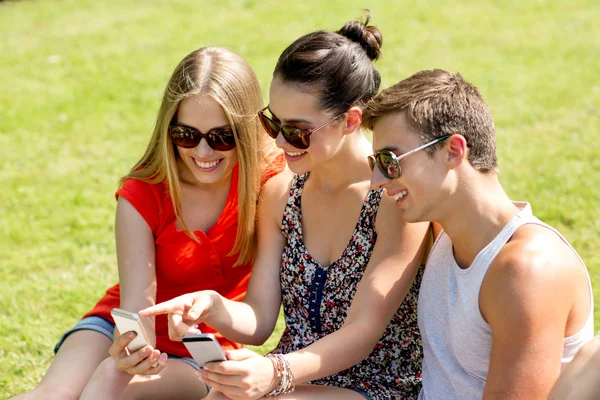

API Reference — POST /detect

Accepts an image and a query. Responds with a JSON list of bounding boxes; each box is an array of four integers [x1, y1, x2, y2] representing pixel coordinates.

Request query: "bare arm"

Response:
[[115, 197, 157, 343], [140, 170, 293, 345], [202, 171, 291, 344], [480, 227, 585, 399], [109, 197, 167, 374]]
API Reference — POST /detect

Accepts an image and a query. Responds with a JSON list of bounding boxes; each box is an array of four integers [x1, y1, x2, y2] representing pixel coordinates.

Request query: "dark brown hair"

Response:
[[273, 10, 383, 116], [364, 69, 497, 173]]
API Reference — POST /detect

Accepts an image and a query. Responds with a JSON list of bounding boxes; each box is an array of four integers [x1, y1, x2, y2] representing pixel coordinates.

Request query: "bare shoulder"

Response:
[[261, 167, 293, 199], [258, 167, 294, 220], [481, 223, 586, 324], [491, 223, 583, 283]]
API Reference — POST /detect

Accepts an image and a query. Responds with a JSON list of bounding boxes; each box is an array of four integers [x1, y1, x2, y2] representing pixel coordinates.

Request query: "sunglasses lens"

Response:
[[258, 110, 310, 149], [170, 126, 236, 151], [208, 130, 236, 151], [258, 112, 279, 139], [170, 126, 199, 148], [281, 127, 309, 150], [377, 152, 401, 179]]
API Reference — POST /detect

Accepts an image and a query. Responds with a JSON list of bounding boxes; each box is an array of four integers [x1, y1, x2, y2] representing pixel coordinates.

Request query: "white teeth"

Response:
[[194, 159, 220, 169], [392, 190, 408, 201], [286, 151, 306, 157]]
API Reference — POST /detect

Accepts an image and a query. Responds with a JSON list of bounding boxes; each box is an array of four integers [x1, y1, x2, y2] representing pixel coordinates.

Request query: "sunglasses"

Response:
[[368, 135, 451, 180], [258, 106, 339, 150], [169, 124, 236, 151]]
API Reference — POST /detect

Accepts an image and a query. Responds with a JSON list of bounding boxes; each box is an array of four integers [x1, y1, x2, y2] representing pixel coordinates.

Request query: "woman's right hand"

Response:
[[139, 291, 213, 341], [109, 331, 167, 375]]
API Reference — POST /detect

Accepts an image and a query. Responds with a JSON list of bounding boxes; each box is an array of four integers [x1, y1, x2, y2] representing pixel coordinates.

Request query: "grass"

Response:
[[1, 0, 599, 396]]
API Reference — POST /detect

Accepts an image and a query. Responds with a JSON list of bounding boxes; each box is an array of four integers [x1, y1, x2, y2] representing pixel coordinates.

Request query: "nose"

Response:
[[193, 138, 214, 156], [370, 166, 390, 191]]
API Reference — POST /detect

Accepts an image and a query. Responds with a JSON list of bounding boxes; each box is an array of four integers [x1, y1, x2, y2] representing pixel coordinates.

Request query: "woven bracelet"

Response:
[[265, 354, 295, 396]]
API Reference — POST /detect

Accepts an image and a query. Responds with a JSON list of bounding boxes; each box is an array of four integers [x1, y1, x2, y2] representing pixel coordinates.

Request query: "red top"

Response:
[[84, 157, 284, 357]]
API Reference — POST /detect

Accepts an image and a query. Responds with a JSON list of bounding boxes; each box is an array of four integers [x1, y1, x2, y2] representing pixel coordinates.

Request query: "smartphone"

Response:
[[111, 308, 151, 352], [182, 333, 227, 367]]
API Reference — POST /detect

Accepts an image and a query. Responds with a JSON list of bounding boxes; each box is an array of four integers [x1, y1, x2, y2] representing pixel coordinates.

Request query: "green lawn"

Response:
[[1, 0, 599, 396]]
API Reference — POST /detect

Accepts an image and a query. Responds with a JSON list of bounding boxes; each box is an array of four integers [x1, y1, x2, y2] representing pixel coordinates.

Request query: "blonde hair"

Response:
[[122, 46, 274, 265]]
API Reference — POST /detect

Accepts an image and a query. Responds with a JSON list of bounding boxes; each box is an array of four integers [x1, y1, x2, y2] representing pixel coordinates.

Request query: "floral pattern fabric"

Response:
[[273, 173, 423, 400]]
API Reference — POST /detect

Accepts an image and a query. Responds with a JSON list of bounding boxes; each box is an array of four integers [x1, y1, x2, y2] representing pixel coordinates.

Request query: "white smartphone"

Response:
[[111, 308, 151, 352], [182, 333, 227, 367]]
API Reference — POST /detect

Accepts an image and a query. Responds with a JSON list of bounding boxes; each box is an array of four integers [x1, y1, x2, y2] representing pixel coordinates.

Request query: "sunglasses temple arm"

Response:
[[396, 135, 450, 162]]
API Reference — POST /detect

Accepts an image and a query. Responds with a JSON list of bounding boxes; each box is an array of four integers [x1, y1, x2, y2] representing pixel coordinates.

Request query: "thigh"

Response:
[[270, 384, 369, 400], [36, 329, 113, 399], [121, 358, 209, 400]]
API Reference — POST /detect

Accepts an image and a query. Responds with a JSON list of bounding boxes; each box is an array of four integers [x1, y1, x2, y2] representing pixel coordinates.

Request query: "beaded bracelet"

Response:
[[265, 353, 295, 396]]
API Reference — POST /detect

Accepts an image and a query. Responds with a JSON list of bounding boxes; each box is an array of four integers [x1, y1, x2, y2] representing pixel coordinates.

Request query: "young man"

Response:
[[364, 69, 594, 400]]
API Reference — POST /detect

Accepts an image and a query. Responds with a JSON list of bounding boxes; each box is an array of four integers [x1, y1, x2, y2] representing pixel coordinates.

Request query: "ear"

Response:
[[446, 134, 468, 170], [343, 107, 363, 135]]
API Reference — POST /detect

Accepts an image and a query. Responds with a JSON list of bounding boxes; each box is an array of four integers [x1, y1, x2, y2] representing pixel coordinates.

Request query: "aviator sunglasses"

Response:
[[258, 106, 339, 149], [368, 135, 451, 180], [169, 124, 236, 151]]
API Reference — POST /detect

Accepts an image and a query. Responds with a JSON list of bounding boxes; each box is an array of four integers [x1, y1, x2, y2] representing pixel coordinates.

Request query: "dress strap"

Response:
[[280, 173, 309, 238], [354, 189, 383, 234]]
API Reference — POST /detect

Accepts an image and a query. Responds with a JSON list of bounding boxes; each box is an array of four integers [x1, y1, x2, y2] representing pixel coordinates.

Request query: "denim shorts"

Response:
[[54, 315, 199, 370]]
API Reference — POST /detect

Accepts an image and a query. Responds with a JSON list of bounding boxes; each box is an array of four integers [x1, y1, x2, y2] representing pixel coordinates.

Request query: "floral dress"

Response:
[[272, 173, 423, 399]]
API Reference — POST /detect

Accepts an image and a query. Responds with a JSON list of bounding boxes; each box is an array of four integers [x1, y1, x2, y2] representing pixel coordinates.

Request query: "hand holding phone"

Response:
[[111, 308, 151, 352], [182, 333, 227, 367]]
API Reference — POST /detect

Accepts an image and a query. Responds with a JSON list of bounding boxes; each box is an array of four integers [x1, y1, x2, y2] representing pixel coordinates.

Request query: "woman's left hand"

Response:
[[198, 348, 277, 400]]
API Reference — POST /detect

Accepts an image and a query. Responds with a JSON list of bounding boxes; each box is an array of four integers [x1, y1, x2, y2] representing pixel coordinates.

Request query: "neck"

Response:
[[308, 132, 373, 192], [436, 172, 520, 268]]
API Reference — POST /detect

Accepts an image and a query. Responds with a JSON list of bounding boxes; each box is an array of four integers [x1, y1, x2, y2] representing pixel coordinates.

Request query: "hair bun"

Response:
[[337, 10, 383, 61]]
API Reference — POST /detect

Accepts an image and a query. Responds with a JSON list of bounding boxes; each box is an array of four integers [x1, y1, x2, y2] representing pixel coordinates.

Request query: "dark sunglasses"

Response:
[[169, 124, 236, 151], [368, 135, 451, 180], [258, 106, 339, 150]]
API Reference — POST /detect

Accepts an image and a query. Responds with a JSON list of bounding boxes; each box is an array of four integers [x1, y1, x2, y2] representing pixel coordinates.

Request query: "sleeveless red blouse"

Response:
[[84, 156, 284, 357]]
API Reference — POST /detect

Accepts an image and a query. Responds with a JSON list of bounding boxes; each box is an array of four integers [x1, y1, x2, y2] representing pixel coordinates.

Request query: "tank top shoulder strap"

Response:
[[478, 202, 536, 259], [280, 173, 308, 238]]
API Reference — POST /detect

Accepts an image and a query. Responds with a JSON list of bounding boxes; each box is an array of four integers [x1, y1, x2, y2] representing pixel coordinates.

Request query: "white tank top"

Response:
[[417, 202, 594, 400]]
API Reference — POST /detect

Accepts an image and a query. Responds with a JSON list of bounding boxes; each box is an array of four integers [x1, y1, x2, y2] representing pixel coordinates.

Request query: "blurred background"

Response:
[[1, 0, 598, 396]]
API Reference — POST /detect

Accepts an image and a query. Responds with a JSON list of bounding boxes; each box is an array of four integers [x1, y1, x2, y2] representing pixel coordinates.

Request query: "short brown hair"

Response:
[[364, 69, 497, 173]]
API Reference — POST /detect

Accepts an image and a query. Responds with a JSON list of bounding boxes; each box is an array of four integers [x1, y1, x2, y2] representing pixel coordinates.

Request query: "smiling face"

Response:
[[267, 78, 345, 175], [174, 95, 238, 186], [371, 112, 450, 223]]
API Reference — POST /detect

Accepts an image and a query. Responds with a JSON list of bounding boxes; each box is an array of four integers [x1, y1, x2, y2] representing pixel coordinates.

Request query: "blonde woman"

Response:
[[14, 46, 284, 400]]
